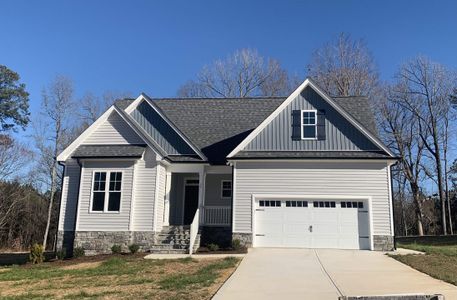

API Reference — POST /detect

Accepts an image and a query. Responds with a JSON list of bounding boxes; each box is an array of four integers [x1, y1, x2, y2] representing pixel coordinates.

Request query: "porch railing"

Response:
[[202, 206, 231, 226], [189, 208, 199, 255]]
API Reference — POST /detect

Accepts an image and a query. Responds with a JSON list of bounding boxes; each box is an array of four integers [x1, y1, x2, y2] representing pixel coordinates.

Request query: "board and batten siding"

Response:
[[131, 148, 157, 231], [83, 112, 144, 145], [77, 161, 135, 231], [233, 161, 392, 236], [244, 87, 378, 151], [131, 101, 196, 155], [59, 159, 81, 231]]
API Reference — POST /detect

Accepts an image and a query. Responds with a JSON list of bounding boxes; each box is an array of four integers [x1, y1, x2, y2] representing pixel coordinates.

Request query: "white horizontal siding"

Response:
[[77, 161, 134, 231], [59, 159, 80, 231], [233, 161, 391, 236], [83, 112, 144, 145], [132, 148, 157, 231], [154, 164, 166, 232]]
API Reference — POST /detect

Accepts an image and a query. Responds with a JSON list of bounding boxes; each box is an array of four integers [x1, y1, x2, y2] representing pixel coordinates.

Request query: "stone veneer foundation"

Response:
[[373, 235, 394, 251], [59, 231, 394, 254], [232, 232, 253, 247], [58, 231, 156, 255], [231, 233, 394, 251]]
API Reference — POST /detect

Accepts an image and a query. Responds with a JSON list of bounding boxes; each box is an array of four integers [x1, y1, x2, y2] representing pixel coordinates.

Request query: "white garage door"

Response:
[[254, 199, 370, 250]]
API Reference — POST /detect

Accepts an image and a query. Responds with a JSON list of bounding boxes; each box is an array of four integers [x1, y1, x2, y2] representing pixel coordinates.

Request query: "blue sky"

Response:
[[2, 0, 457, 137]]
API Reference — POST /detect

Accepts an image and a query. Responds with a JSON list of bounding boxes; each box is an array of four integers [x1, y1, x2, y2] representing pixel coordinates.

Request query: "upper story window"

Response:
[[221, 180, 232, 198], [91, 171, 122, 212], [301, 110, 317, 139]]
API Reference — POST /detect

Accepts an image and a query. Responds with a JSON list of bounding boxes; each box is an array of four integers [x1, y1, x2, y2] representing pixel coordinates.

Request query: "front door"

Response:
[[183, 179, 199, 225]]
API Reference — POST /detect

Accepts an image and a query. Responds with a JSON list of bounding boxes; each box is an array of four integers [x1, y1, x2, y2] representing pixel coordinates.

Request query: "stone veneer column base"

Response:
[[56, 231, 75, 257], [373, 235, 394, 251], [72, 231, 157, 255], [232, 232, 253, 247]]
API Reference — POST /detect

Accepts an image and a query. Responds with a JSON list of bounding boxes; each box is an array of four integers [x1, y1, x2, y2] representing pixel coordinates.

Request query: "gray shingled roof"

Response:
[[231, 151, 391, 159], [72, 145, 146, 158], [114, 94, 384, 163], [333, 96, 378, 135], [152, 97, 284, 163]]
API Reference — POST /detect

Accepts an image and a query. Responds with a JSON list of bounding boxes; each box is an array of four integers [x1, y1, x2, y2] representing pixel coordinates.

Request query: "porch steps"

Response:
[[148, 226, 192, 254]]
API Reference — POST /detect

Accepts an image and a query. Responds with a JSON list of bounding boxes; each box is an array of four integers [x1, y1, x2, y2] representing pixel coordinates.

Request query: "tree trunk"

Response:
[[444, 120, 453, 235], [43, 133, 59, 250], [434, 145, 447, 235], [411, 184, 424, 236]]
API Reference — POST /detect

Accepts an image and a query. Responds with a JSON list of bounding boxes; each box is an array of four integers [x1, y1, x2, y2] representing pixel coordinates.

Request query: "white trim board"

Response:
[[57, 106, 116, 162], [57, 106, 165, 162], [227, 78, 395, 158]]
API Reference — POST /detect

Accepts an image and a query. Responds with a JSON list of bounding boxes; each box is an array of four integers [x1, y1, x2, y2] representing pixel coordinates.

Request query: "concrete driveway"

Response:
[[213, 248, 457, 300]]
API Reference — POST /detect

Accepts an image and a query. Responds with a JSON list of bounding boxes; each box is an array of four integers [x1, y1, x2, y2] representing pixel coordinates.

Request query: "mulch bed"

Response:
[[195, 247, 247, 255]]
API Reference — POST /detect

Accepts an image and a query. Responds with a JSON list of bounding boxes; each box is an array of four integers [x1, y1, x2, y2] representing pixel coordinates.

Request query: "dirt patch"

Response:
[[0, 268, 10, 273], [61, 261, 102, 270], [0, 255, 240, 299]]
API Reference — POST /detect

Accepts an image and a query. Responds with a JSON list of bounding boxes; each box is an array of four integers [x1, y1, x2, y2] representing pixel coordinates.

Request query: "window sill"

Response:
[[88, 211, 121, 214]]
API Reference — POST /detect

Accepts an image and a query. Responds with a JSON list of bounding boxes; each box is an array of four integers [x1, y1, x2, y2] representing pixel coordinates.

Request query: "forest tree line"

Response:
[[0, 33, 456, 251]]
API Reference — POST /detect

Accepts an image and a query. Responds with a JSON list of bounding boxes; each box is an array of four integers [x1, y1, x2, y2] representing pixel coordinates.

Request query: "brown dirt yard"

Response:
[[0, 254, 240, 299]]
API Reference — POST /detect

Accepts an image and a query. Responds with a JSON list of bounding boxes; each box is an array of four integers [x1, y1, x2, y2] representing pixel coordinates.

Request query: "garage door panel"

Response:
[[255, 199, 370, 250]]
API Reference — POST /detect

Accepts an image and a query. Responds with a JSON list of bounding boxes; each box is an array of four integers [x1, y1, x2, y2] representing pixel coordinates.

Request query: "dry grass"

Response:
[[393, 242, 457, 286], [0, 255, 240, 299]]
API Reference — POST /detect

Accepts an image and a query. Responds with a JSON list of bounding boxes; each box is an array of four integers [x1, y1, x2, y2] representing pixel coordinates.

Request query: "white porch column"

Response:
[[163, 171, 172, 226], [198, 168, 206, 224]]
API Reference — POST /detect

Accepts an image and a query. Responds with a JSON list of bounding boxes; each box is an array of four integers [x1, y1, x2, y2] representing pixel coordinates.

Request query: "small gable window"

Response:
[[301, 110, 317, 139]]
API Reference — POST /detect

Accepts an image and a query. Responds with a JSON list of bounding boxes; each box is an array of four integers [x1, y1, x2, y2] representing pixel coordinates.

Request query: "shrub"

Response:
[[207, 243, 219, 252], [128, 244, 140, 254], [56, 248, 66, 260], [231, 239, 242, 250], [111, 244, 122, 254], [73, 247, 85, 258], [29, 243, 44, 264]]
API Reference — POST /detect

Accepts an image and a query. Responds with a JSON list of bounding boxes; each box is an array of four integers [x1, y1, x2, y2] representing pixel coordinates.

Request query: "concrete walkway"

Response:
[[213, 248, 457, 300]]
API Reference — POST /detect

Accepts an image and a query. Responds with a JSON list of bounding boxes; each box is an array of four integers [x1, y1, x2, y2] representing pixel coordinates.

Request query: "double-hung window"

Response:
[[301, 110, 317, 139], [221, 180, 232, 198], [91, 171, 122, 212]]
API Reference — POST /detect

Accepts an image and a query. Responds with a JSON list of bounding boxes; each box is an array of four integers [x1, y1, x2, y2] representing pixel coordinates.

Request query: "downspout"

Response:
[[69, 158, 83, 255], [53, 161, 66, 253]]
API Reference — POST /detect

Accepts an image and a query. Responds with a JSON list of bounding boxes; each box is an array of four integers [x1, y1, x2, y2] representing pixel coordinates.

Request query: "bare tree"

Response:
[[377, 85, 427, 235], [393, 56, 456, 235], [34, 75, 75, 249], [79, 91, 132, 125], [307, 33, 380, 97], [178, 49, 296, 98], [0, 135, 31, 181], [0, 135, 33, 246]]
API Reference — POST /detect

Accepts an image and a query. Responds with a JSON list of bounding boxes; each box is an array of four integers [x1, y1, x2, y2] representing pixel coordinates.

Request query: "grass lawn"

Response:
[[0, 254, 240, 300], [394, 240, 457, 286]]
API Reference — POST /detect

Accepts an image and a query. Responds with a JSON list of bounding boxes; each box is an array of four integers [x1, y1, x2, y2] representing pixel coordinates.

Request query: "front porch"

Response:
[[163, 165, 232, 228], [147, 164, 232, 254]]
